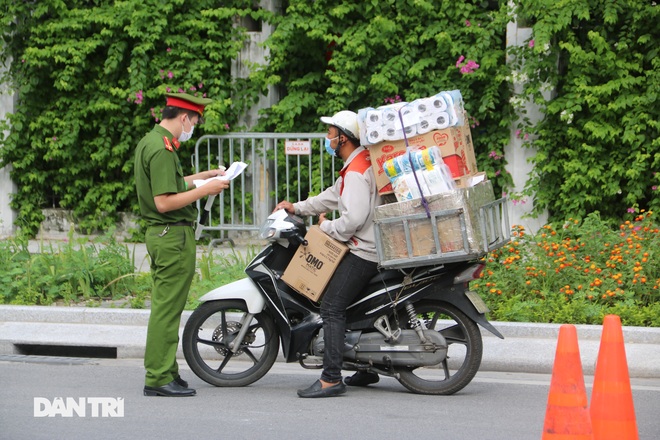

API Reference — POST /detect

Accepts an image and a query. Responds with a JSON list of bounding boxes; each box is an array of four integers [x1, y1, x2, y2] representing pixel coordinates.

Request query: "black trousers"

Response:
[[319, 252, 379, 383]]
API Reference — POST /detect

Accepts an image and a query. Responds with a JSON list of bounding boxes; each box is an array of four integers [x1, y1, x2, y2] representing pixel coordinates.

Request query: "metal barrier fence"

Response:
[[193, 133, 338, 245]]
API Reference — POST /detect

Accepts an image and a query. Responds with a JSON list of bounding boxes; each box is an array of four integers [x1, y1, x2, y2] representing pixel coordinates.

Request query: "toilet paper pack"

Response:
[[358, 90, 465, 146]]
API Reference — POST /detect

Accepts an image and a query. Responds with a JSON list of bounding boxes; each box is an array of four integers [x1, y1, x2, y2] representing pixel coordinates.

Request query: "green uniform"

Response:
[[134, 124, 197, 387]]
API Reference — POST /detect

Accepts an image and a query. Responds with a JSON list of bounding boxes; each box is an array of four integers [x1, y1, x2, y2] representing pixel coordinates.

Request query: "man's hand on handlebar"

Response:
[[274, 201, 295, 214]]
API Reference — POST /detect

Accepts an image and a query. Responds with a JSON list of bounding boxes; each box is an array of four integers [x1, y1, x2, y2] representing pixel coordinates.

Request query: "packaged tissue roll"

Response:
[[438, 91, 460, 127], [414, 147, 456, 195], [418, 112, 451, 132], [384, 148, 455, 202], [384, 154, 428, 201], [430, 94, 448, 111]]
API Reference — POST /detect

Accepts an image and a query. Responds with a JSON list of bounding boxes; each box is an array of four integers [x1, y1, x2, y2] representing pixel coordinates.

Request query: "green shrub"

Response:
[[475, 209, 660, 326], [0, 230, 151, 305]]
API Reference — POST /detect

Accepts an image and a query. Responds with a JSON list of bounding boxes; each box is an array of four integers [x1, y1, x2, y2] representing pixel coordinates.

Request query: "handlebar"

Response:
[[292, 233, 308, 247]]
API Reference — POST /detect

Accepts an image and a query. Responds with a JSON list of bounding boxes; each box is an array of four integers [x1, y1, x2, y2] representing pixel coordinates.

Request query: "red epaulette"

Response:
[[163, 137, 174, 152], [163, 137, 181, 151]]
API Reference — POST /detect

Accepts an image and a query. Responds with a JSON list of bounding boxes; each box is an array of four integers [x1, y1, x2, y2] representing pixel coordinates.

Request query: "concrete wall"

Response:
[[231, 0, 281, 130], [0, 63, 16, 238], [504, 21, 549, 234]]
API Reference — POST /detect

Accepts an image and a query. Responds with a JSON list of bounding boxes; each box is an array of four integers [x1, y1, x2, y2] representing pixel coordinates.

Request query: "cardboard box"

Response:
[[374, 180, 502, 268], [281, 226, 349, 302], [368, 123, 477, 195], [454, 171, 487, 189]]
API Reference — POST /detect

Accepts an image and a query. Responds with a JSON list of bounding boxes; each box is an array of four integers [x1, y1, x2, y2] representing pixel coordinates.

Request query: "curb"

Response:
[[1, 305, 659, 378]]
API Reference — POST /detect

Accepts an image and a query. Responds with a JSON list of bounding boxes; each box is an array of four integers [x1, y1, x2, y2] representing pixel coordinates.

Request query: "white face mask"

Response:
[[179, 116, 194, 142]]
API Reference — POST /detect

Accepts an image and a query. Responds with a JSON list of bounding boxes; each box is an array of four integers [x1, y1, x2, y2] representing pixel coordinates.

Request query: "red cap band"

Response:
[[165, 96, 206, 116]]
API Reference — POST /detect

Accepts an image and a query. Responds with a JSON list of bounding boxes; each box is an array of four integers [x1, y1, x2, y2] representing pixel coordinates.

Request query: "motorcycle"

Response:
[[182, 209, 504, 395]]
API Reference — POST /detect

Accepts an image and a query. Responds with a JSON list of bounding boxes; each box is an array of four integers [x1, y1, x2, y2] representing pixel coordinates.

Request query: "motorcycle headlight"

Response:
[[259, 219, 275, 239], [262, 228, 277, 239]]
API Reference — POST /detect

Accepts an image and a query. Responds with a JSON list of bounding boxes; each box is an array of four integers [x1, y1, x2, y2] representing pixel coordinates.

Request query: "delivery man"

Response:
[[275, 110, 382, 397]]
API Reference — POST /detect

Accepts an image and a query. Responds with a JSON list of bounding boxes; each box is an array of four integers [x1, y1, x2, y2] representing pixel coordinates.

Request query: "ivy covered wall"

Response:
[[0, 0, 658, 237]]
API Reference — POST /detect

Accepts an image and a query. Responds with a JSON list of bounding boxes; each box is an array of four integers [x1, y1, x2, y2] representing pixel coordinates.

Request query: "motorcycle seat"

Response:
[[368, 269, 404, 286]]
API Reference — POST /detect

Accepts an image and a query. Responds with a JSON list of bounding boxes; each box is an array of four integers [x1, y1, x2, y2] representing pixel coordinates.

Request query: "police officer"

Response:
[[135, 92, 229, 397]]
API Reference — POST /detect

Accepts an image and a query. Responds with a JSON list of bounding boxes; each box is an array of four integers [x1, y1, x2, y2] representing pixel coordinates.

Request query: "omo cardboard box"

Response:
[[368, 123, 477, 195], [281, 225, 349, 302]]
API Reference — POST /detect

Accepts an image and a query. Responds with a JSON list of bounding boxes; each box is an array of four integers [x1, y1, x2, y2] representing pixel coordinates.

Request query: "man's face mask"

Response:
[[324, 135, 338, 156], [179, 116, 195, 142]]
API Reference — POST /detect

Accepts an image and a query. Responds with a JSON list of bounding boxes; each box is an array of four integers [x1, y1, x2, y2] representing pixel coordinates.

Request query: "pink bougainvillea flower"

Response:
[[529, 39, 535, 48], [167, 71, 174, 79], [458, 59, 480, 74], [455, 55, 465, 68], [627, 208, 636, 213], [465, 20, 471, 27], [167, 47, 171, 52]]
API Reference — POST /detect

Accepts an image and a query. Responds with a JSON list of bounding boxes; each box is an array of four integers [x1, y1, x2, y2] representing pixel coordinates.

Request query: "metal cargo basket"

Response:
[[374, 180, 511, 269]]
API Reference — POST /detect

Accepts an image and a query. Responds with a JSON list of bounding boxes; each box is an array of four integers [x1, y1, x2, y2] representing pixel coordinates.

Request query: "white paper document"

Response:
[[193, 162, 248, 188]]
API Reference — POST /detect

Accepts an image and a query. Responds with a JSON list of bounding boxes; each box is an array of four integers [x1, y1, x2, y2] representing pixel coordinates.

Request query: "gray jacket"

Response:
[[294, 146, 382, 262]]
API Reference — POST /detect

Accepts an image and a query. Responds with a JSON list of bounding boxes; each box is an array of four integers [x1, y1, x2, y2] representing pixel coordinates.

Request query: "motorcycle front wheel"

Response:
[[394, 300, 483, 395], [182, 300, 280, 387]]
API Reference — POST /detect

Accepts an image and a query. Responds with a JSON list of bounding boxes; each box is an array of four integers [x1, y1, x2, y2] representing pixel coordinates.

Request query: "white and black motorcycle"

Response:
[[182, 209, 503, 395]]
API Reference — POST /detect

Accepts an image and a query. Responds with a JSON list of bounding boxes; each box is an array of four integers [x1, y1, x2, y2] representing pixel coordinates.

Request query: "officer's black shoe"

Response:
[[344, 371, 380, 387], [144, 380, 196, 397], [174, 375, 188, 388]]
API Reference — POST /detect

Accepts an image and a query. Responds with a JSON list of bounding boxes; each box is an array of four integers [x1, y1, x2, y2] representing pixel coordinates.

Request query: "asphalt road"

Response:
[[1, 356, 659, 440]]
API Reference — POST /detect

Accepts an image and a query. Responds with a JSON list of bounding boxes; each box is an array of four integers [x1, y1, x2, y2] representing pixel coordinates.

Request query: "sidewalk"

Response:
[[1, 303, 659, 378], [2, 240, 659, 378]]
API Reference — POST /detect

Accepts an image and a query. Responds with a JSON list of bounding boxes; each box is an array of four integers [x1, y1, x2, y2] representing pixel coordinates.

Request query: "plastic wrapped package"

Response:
[[383, 147, 455, 202]]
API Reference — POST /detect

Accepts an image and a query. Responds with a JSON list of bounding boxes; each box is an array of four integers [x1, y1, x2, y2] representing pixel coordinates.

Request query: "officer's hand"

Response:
[[318, 213, 327, 225], [204, 179, 230, 196], [274, 201, 294, 214], [205, 167, 226, 179]]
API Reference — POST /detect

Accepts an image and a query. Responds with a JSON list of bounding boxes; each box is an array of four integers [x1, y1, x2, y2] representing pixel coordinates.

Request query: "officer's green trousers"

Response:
[[144, 225, 196, 387]]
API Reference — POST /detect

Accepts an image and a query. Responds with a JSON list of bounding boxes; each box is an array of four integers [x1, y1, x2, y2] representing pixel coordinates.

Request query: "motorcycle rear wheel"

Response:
[[182, 300, 280, 387], [394, 301, 482, 395]]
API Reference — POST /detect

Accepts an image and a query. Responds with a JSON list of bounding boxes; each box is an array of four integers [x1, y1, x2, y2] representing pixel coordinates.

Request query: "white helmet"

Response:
[[320, 110, 359, 141]]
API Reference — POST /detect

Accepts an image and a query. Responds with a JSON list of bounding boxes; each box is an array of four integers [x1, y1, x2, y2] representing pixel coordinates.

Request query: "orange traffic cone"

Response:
[[542, 324, 593, 440], [590, 315, 639, 440]]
